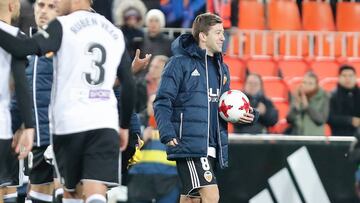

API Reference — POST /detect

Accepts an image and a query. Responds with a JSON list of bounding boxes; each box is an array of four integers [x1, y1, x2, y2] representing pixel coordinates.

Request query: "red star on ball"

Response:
[[239, 97, 250, 113], [219, 100, 233, 118]]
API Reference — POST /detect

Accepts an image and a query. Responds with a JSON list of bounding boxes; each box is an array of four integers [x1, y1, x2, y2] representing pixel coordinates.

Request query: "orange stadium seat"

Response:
[[228, 123, 234, 133], [319, 77, 338, 92], [247, 59, 278, 77], [262, 77, 289, 101], [314, 33, 344, 57], [346, 34, 360, 58], [230, 81, 244, 91], [310, 60, 339, 79], [268, 101, 290, 134], [226, 34, 241, 56], [302, 1, 335, 31], [337, 2, 360, 32], [223, 56, 246, 82], [278, 59, 310, 80], [243, 33, 275, 56], [238, 1, 265, 30], [268, 1, 302, 30], [279, 33, 309, 57]]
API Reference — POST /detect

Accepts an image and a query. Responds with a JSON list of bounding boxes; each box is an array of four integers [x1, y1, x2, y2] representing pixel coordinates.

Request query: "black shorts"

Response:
[[53, 128, 120, 191], [0, 139, 23, 187], [176, 157, 217, 197], [27, 146, 54, 185]]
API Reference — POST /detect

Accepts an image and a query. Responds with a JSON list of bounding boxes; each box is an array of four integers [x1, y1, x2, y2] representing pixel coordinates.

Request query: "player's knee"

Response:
[[200, 190, 219, 203], [31, 183, 54, 195]]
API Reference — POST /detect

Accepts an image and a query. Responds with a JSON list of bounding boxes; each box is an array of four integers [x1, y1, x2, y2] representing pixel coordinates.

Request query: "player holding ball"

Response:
[[154, 13, 258, 203]]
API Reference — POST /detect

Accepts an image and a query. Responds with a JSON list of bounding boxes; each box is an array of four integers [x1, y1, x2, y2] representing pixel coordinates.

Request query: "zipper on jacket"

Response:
[[33, 56, 41, 147], [217, 60, 225, 167], [205, 51, 210, 157], [179, 112, 183, 139]]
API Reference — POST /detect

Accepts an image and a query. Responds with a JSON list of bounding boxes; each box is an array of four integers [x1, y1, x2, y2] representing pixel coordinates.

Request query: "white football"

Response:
[[218, 90, 251, 123]]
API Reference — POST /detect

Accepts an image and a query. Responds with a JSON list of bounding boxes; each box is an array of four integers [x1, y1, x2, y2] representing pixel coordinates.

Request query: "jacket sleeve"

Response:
[[286, 101, 300, 125], [259, 98, 278, 127], [306, 94, 329, 126], [328, 92, 353, 128], [154, 57, 183, 144], [10, 94, 22, 133]]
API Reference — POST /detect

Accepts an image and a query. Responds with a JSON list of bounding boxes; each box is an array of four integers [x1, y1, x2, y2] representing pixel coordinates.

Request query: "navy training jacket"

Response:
[[154, 34, 231, 168], [11, 54, 53, 147]]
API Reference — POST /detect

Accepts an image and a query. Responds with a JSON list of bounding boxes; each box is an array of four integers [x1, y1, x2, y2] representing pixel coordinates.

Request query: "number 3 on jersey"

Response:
[[84, 43, 106, 86]]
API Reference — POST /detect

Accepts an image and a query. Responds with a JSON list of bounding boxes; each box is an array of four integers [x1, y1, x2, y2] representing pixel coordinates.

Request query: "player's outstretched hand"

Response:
[[237, 107, 255, 124], [119, 128, 129, 152], [131, 49, 152, 72], [13, 128, 34, 159]]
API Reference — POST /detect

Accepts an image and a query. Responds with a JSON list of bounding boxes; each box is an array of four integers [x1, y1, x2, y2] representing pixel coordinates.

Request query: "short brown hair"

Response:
[[192, 12, 222, 43]]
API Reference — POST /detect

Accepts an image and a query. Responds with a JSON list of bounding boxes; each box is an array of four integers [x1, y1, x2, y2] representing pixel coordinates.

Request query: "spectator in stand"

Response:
[[160, 0, 205, 28], [127, 94, 180, 203], [287, 72, 329, 136], [234, 74, 278, 134], [132, 9, 171, 118], [127, 55, 180, 203], [141, 9, 172, 57], [113, 0, 147, 59], [145, 55, 168, 95], [328, 65, 360, 136]]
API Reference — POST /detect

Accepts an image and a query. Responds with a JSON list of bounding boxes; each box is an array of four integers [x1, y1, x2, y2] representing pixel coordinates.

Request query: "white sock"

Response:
[[3, 192, 17, 199], [85, 194, 106, 203], [54, 188, 64, 198], [29, 190, 53, 202], [62, 198, 83, 203]]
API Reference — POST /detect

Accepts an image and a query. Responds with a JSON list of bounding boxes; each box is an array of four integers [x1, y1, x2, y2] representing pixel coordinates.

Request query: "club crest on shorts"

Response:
[[204, 171, 213, 182]]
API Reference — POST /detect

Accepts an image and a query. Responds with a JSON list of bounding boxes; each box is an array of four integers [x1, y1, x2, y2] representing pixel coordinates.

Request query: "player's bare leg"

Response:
[[53, 178, 64, 203], [29, 183, 54, 202], [180, 195, 201, 203], [62, 183, 83, 203], [81, 181, 107, 203], [198, 185, 220, 203], [3, 187, 17, 203], [0, 187, 4, 203]]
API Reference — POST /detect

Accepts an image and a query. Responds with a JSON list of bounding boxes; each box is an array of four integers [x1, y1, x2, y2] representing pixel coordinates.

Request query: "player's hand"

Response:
[[143, 126, 153, 143], [131, 49, 152, 73], [14, 128, 34, 160], [119, 128, 129, 152], [166, 138, 178, 147], [257, 102, 266, 115], [237, 108, 255, 124]]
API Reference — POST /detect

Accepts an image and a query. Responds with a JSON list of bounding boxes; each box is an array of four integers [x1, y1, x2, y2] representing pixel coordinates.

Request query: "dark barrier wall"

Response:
[[217, 135, 358, 203]]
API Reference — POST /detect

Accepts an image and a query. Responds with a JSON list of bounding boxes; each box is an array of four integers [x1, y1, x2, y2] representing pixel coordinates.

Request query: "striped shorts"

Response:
[[176, 157, 217, 197]]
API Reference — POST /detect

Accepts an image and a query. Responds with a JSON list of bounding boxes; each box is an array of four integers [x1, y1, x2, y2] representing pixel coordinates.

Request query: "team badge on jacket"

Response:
[[204, 171, 213, 182]]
